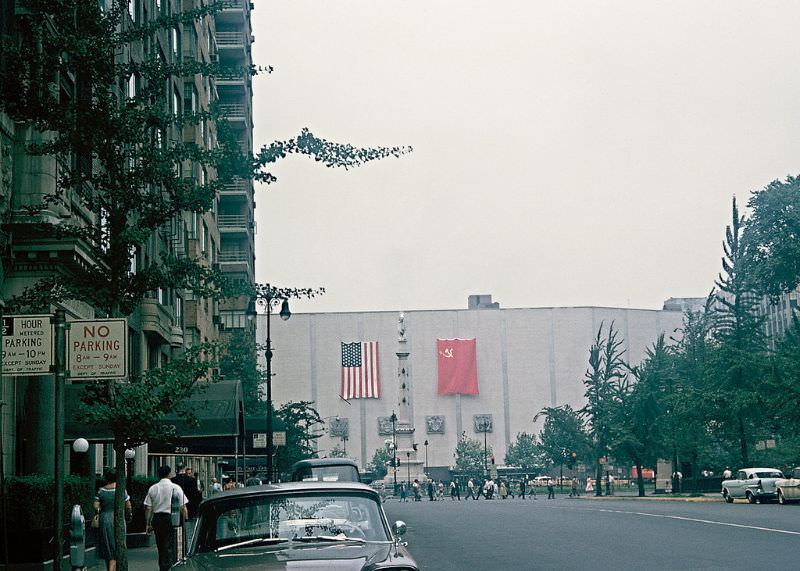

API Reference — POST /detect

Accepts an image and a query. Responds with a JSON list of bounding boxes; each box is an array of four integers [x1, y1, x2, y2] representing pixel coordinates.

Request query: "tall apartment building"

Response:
[[215, 0, 257, 332], [0, 0, 256, 482]]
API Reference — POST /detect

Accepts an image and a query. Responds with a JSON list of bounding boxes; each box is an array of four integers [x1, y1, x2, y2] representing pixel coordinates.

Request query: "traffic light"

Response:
[[567, 451, 577, 468]]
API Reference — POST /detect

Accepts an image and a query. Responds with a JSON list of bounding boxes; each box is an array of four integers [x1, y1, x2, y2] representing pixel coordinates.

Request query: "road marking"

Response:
[[560, 506, 800, 536]]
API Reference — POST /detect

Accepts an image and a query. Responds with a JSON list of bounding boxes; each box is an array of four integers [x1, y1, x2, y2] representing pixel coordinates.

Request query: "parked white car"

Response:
[[721, 467, 784, 503], [775, 467, 800, 504]]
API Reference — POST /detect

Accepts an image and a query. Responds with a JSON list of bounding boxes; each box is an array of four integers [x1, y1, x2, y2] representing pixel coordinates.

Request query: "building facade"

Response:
[[258, 298, 687, 474]]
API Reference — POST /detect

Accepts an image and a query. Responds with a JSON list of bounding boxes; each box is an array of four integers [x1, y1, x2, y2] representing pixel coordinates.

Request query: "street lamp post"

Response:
[[390, 412, 398, 492], [477, 418, 490, 478], [248, 284, 292, 484], [424, 440, 429, 478], [406, 451, 411, 484]]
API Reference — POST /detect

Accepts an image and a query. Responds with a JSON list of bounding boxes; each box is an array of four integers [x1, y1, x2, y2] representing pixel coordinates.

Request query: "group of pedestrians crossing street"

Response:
[[394, 475, 610, 502]]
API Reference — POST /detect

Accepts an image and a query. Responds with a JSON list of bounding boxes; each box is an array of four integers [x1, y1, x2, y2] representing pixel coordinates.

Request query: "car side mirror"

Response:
[[392, 520, 407, 537]]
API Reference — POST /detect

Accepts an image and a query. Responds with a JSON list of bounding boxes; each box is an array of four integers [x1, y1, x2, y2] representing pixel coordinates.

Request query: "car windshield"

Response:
[[755, 471, 783, 478], [296, 465, 360, 482], [194, 492, 390, 553]]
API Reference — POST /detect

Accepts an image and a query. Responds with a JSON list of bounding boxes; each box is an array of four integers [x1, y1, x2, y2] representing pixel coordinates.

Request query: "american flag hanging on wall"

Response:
[[341, 341, 381, 399]]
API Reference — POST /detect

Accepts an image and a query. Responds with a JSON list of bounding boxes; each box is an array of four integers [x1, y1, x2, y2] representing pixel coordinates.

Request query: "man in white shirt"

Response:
[[145, 465, 188, 571]]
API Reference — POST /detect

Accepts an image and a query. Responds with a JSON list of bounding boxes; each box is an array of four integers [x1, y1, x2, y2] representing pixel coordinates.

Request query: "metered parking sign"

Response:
[[1, 315, 54, 376], [68, 319, 128, 379]]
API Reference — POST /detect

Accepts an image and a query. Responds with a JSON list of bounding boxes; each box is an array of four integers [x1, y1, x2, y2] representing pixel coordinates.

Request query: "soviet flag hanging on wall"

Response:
[[436, 338, 478, 395]]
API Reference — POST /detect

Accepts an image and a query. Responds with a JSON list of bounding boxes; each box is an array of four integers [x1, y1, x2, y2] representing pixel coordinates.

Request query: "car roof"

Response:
[[200, 481, 378, 506], [742, 467, 781, 472], [291, 458, 360, 469]]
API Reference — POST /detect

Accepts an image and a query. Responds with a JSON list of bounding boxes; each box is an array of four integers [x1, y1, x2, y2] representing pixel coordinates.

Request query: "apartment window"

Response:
[[201, 221, 208, 254], [220, 310, 247, 330], [190, 211, 198, 239], [129, 247, 137, 275], [172, 27, 180, 60], [173, 90, 180, 117], [157, 287, 165, 305], [175, 295, 183, 326]]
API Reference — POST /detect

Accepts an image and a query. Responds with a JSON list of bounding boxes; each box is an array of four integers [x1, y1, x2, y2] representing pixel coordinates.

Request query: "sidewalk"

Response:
[[125, 544, 159, 571]]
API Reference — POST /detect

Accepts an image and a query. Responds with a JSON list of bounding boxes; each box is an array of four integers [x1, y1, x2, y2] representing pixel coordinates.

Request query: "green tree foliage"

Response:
[[669, 300, 725, 482], [455, 433, 492, 474], [743, 175, 800, 297], [219, 330, 266, 414], [273, 401, 323, 475], [613, 335, 673, 496], [534, 405, 589, 470], [579, 322, 626, 495], [367, 447, 393, 479], [328, 444, 347, 459], [710, 197, 768, 467], [504, 432, 543, 470]]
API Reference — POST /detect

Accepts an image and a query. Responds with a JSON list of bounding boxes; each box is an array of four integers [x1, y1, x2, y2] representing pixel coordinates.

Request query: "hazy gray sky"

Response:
[[251, 1, 800, 314]]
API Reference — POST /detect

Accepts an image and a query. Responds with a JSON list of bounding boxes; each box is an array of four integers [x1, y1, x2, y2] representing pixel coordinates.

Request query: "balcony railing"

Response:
[[219, 103, 247, 118], [219, 251, 250, 263], [222, 0, 244, 8], [220, 180, 250, 196], [217, 32, 245, 47], [218, 214, 249, 228]]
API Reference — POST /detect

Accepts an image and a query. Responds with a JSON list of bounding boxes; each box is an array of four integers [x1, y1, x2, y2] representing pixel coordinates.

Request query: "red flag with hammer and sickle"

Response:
[[437, 338, 478, 395]]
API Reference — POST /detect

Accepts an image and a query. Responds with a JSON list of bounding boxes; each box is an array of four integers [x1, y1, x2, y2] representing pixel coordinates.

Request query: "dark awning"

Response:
[[64, 380, 244, 443]]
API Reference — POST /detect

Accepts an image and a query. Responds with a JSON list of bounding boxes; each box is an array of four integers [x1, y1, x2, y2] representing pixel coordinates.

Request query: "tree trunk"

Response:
[[114, 440, 128, 571], [595, 459, 603, 497], [737, 414, 749, 467], [635, 460, 645, 497]]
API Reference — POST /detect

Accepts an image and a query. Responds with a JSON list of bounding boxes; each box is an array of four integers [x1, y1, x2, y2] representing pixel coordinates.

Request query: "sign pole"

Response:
[[53, 309, 66, 571]]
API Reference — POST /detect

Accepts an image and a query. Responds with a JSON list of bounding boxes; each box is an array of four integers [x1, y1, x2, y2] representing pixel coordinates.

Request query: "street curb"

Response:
[[579, 494, 720, 503]]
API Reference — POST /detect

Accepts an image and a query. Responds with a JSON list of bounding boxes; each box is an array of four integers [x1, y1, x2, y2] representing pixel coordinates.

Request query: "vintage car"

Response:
[[173, 481, 418, 571], [721, 467, 784, 503], [775, 466, 800, 504]]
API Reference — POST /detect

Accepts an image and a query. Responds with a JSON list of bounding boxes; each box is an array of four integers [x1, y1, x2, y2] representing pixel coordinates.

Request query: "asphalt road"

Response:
[[383, 495, 800, 570]]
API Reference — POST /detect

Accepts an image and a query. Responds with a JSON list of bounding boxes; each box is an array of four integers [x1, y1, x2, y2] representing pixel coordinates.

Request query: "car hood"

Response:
[[173, 542, 416, 571]]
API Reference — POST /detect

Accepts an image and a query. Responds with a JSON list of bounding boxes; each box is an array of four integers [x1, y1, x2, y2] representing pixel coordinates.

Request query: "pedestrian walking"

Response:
[[145, 465, 189, 571], [547, 478, 555, 499], [400, 481, 408, 502], [413, 479, 421, 501], [520, 477, 527, 499], [94, 468, 131, 571], [427, 480, 435, 501], [209, 477, 222, 495], [570, 477, 579, 498], [585, 478, 594, 494], [466, 478, 476, 500], [500, 480, 508, 499], [438, 480, 445, 500], [722, 467, 732, 479], [173, 464, 201, 520]]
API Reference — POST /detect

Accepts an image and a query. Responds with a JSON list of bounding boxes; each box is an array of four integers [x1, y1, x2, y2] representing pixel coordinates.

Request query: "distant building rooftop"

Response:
[[468, 294, 500, 309]]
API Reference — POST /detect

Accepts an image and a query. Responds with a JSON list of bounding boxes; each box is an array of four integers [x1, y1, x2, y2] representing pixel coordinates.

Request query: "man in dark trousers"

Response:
[[173, 464, 201, 519], [520, 477, 527, 499], [145, 465, 188, 571], [427, 479, 435, 501]]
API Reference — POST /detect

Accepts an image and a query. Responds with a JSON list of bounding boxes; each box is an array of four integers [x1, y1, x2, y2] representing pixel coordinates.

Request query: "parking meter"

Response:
[[69, 504, 85, 570], [171, 487, 182, 527]]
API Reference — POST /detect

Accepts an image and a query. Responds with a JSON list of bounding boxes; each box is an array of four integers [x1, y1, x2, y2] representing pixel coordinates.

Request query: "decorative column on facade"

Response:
[[395, 313, 426, 482]]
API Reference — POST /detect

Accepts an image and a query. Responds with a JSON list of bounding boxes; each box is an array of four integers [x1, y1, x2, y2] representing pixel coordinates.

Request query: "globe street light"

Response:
[[124, 448, 136, 478]]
